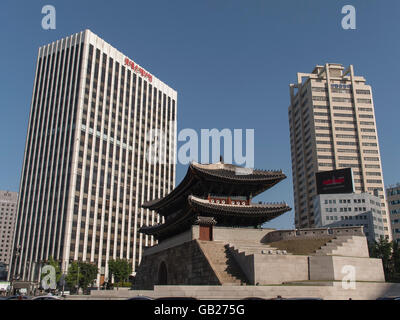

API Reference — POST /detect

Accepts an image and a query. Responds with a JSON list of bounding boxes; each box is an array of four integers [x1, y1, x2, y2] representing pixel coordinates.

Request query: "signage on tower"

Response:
[[124, 58, 153, 82], [315, 168, 354, 195]]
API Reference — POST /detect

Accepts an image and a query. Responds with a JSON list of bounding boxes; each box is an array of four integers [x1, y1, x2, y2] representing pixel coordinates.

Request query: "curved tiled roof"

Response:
[[190, 162, 285, 182], [140, 195, 291, 240], [141, 161, 286, 211], [188, 195, 290, 220], [139, 208, 195, 240]]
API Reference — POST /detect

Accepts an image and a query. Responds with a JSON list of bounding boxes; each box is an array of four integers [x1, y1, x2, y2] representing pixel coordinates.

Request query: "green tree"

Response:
[[108, 259, 132, 285], [392, 241, 400, 282], [368, 238, 400, 282], [369, 238, 393, 278], [40, 256, 62, 284], [66, 261, 98, 293]]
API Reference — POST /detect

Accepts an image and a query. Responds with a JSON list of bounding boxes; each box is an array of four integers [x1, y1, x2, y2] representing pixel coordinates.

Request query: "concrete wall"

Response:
[[309, 255, 385, 282], [211, 226, 275, 242], [309, 256, 336, 281], [85, 282, 400, 300], [229, 249, 309, 285], [253, 255, 309, 285]]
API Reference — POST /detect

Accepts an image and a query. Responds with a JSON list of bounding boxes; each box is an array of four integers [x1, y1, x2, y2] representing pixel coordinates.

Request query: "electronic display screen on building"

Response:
[[315, 168, 354, 195]]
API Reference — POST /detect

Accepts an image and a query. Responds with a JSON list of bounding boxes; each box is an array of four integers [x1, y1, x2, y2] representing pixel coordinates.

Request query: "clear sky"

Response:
[[0, 0, 399, 230]]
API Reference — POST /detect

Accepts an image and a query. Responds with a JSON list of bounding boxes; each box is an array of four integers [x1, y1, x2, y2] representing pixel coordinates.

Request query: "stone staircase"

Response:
[[198, 240, 248, 285], [313, 235, 369, 257], [228, 240, 291, 256]]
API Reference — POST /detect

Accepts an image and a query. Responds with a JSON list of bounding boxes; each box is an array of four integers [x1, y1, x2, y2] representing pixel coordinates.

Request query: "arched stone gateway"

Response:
[[157, 261, 168, 285]]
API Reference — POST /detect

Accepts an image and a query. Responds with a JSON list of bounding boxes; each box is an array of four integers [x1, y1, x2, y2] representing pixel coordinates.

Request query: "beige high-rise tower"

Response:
[[288, 63, 390, 239]]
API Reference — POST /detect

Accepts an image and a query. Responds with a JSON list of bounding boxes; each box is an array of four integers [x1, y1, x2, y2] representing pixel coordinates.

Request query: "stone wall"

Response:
[[86, 282, 400, 300], [228, 234, 383, 285], [262, 226, 364, 243], [134, 240, 220, 290], [253, 255, 309, 285], [211, 226, 274, 242], [135, 227, 384, 290], [228, 247, 309, 285], [143, 229, 195, 256], [309, 255, 385, 282], [142, 226, 274, 256]]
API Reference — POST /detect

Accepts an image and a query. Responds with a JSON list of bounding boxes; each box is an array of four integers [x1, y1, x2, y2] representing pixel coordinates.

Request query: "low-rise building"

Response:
[[0, 262, 7, 281], [313, 192, 385, 242], [387, 184, 400, 243], [0, 190, 18, 280], [0, 191, 18, 272]]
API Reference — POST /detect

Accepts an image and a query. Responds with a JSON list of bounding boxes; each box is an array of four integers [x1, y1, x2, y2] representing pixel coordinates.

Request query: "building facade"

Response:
[[288, 63, 390, 239], [0, 191, 18, 268], [10, 30, 177, 285], [313, 192, 385, 242], [387, 184, 400, 243]]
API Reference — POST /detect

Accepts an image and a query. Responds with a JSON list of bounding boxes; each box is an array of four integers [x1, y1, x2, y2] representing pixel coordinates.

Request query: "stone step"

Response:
[[230, 244, 276, 249], [198, 241, 248, 285], [313, 236, 357, 255], [232, 246, 290, 256]]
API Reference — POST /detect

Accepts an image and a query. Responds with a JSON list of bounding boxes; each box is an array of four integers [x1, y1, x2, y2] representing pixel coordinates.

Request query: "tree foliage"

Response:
[[40, 256, 62, 283], [66, 261, 98, 292], [369, 238, 400, 282], [392, 241, 400, 282], [108, 259, 132, 284]]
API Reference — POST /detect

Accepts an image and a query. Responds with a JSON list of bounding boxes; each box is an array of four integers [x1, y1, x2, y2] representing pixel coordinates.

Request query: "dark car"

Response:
[[284, 298, 324, 300], [156, 297, 198, 300], [127, 296, 153, 300], [31, 295, 62, 300], [376, 296, 400, 300], [269, 296, 323, 300]]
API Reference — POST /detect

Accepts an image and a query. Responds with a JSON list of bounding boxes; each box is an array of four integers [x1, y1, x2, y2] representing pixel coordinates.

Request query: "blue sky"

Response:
[[0, 0, 399, 230]]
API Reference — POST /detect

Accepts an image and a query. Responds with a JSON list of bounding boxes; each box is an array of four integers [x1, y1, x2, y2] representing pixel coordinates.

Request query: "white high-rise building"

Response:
[[10, 30, 177, 286], [288, 63, 390, 239]]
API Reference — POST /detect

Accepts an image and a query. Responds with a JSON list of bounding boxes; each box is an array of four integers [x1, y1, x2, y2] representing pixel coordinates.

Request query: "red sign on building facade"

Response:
[[124, 58, 153, 82]]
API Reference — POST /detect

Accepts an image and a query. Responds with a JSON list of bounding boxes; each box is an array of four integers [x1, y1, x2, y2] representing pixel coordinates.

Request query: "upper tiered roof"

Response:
[[142, 161, 286, 214], [140, 161, 290, 241]]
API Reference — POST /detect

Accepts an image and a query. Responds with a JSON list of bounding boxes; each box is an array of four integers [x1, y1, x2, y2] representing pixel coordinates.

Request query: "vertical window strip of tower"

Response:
[[12, 49, 45, 280], [138, 79, 148, 261], [12, 34, 84, 281], [26, 43, 57, 280], [131, 77, 141, 272]]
